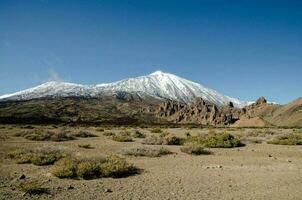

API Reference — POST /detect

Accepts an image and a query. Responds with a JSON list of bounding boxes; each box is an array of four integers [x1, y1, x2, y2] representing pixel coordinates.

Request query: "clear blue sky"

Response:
[[0, 0, 301, 104]]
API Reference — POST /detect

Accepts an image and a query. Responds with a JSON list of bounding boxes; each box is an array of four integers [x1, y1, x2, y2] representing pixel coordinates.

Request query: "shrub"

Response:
[[121, 147, 171, 157], [51, 157, 78, 178], [159, 131, 170, 138], [204, 132, 243, 148], [132, 130, 146, 138], [100, 155, 138, 178], [18, 181, 48, 195], [74, 131, 98, 138], [267, 133, 302, 145], [180, 143, 211, 155], [103, 132, 115, 137], [185, 132, 243, 148], [150, 128, 163, 133], [76, 159, 102, 179], [142, 135, 164, 145], [78, 144, 94, 149], [8, 148, 66, 165], [164, 135, 184, 145], [30, 151, 64, 166], [51, 155, 138, 179], [23, 130, 75, 142], [112, 132, 133, 142], [8, 150, 32, 164]]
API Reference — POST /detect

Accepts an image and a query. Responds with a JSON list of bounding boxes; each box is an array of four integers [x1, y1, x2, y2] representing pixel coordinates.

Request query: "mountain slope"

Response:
[[0, 71, 249, 108]]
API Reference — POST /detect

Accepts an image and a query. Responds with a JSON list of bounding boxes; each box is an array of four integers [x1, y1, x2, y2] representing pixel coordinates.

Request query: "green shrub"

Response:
[[185, 132, 243, 148], [150, 128, 163, 133], [8, 149, 66, 165], [8, 150, 32, 164], [132, 130, 146, 138], [205, 132, 243, 148], [51, 157, 78, 178], [180, 143, 211, 155], [51, 155, 137, 179], [74, 131, 98, 138], [76, 160, 102, 179], [100, 155, 138, 178], [164, 135, 184, 145], [121, 147, 171, 157], [267, 133, 302, 145], [112, 132, 133, 142], [142, 135, 164, 145], [23, 130, 75, 142], [18, 181, 48, 195]]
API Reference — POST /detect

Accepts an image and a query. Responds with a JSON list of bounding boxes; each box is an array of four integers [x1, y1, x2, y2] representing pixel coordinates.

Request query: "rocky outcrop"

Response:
[[157, 97, 241, 125]]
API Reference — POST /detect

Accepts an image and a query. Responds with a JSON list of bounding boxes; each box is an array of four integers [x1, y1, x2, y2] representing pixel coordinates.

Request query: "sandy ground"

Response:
[[0, 125, 302, 200]]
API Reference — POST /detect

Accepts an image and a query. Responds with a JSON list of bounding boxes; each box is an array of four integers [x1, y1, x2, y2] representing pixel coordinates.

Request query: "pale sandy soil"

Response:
[[0, 125, 302, 200]]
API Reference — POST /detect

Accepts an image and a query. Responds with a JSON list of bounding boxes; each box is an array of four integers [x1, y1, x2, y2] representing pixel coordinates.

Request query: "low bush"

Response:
[[150, 128, 163, 133], [23, 130, 75, 142], [267, 133, 302, 145], [73, 131, 98, 138], [159, 131, 170, 138], [205, 132, 243, 148], [180, 143, 211, 155], [132, 130, 146, 138], [51, 155, 138, 179], [18, 181, 48, 195], [164, 135, 184, 145], [8, 148, 66, 165], [185, 131, 243, 148], [121, 147, 171, 157], [100, 155, 138, 178], [112, 132, 133, 142], [51, 157, 78, 178], [103, 132, 115, 137], [142, 135, 164, 145]]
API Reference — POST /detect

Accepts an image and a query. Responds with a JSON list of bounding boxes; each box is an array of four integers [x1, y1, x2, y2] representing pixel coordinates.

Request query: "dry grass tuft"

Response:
[[142, 135, 164, 145], [120, 146, 171, 157], [112, 131, 133, 142], [8, 148, 67, 165], [132, 130, 146, 138], [267, 133, 302, 145], [180, 143, 211, 155], [73, 131, 98, 138], [18, 181, 48, 195]]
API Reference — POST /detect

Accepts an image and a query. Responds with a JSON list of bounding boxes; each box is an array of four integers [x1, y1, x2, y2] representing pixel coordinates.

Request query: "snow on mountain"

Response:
[[0, 71, 250, 108]]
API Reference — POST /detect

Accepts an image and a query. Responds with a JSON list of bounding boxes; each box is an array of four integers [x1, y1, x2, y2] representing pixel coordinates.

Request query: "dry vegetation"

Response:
[[120, 146, 172, 157], [267, 133, 302, 145], [1, 125, 302, 199], [180, 143, 211, 155], [8, 148, 67, 165]]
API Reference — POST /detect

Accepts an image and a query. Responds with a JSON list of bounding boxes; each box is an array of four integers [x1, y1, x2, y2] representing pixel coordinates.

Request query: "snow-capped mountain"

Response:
[[0, 71, 250, 108]]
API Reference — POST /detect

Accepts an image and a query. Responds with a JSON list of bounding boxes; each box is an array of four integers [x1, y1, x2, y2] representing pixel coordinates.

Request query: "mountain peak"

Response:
[[0, 70, 250, 108], [150, 70, 166, 76]]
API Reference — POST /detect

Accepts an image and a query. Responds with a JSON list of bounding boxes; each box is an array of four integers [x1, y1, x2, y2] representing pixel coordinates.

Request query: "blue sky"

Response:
[[0, 0, 301, 104]]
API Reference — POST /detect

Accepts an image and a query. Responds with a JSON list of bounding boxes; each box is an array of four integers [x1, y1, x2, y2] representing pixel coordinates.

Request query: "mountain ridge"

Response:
[[0, 71, 251, 108]]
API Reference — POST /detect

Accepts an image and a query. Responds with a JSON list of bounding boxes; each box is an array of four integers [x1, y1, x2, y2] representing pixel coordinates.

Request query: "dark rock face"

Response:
[[157, 97, 240, 125]]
